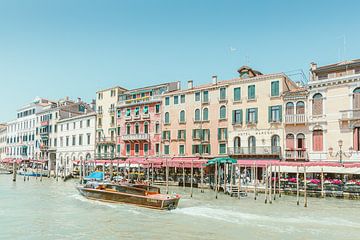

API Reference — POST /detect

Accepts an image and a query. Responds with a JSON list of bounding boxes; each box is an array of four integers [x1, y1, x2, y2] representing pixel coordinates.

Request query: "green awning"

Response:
[[204, 157, 237, 166]]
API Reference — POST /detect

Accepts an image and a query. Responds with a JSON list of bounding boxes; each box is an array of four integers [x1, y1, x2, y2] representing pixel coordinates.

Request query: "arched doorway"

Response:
[[271, 135, 280, 154]]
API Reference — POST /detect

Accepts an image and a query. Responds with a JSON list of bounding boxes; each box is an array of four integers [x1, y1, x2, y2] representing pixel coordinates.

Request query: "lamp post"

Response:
[[328, 139, 353, 164]]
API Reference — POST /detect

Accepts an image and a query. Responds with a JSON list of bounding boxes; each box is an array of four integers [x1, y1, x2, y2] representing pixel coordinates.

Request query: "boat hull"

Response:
[[77, 186, 180, 210]]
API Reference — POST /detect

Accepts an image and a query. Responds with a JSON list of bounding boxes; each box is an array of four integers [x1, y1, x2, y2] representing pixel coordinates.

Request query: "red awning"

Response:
[[236, 160, 360, 168]]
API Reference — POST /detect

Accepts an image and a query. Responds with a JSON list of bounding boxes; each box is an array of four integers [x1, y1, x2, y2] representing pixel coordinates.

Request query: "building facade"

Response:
[[0, 124, 7, 160], [56, 112, 96, 175], [116, 82, 180, 159], [161, 66, 299, 160]]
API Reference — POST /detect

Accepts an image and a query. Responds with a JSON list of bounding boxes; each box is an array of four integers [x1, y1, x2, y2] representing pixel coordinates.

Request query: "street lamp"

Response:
[[328, 139, 353, 164]]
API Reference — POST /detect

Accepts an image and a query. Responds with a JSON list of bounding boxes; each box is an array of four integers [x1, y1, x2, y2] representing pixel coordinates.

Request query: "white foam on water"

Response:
[[70, 194, 117, 208]]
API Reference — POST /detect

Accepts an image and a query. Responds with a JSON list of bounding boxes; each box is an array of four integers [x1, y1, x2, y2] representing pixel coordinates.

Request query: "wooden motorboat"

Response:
[[76, 182, 180, 210]]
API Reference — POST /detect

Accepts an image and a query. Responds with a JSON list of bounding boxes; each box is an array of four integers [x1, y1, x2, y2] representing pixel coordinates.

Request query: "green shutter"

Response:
[[246, 109, 249, 123], [208, 144, 211, 154], [239, 109, 243, 123], [192, 145, 195, 154], [255, 108, 258, 123], [192, 129, 195, 139], [199, 144, 203, 154], [184, 130, 186, 140], [218, 128, 221, 140], [268, 106, 272, 122], [232, 110, 235, 124], [278, 105, 283, 122], [177, 130, 180, 139], [225, 128, 228, 140]]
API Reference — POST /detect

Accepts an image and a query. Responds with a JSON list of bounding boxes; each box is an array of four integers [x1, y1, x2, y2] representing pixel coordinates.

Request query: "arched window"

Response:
[[296, 133, 305, 149], [312, 93, 323, 116], [126, 124, 131, 135], [203, 108, 209, 121], [271, 135, 280, 153], [296, 101, 305, 114], [219, 105, 226, 119], [194, 109, 201, 121], [144, 122, 149, 134], [135, 123, 139, 134], [353, 87, 360, 109], [312, 129, 323, 151], [286, 134, 295, 150], [164, 112, 170, 124], [286, 102, 294, 115], [179, 110, 185, 123], [248, 136, 256, 154], [234, 137, 241, 154]]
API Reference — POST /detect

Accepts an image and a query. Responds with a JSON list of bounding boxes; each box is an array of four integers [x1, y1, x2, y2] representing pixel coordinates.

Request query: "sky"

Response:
[[0, 0, 360, 122]]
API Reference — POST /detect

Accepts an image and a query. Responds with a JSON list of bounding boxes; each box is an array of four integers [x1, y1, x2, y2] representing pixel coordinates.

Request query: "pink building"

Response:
[[116, 82, 180, 159]]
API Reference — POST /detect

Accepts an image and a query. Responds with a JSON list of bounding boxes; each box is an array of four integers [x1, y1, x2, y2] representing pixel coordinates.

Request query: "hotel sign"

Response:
[[236, 129, 279, 137]]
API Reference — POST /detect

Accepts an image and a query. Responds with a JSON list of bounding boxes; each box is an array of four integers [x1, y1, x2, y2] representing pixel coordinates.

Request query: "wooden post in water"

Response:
[[269, 164, 272, 204], [110, 159, 114, 181], [238, 164, 241, 199], [321, 167, 324, 198], [264, 165, 268, 204], [40, 161, 44, 182], [190, 158, 194, 198], [200, 164, 204, 193], [215, 162, 218, 199], [273, 165, 276, 201], [146, 158, 149, 183], [304, 166, 308, 208], [182, 162, 185, 190], [244, 166, 248, 195], [55, 162, 58, 182], [12, 160, 16, 182], [224, 163, 227, 195], [254, 163, 257, 200], [79, 159, 83, 184], [165, 158, 169, 194], [278, 165, 281, 198], [102, 161, 105, 182], [229, 164, 233, 196], [296, 166, 299, 205]]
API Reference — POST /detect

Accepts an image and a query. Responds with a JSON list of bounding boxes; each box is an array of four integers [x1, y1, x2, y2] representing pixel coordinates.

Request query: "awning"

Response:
[[205, 157, 237, 166]]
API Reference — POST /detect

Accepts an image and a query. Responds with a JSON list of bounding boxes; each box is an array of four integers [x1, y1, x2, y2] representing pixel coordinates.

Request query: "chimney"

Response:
[[77, 97, 81, 103], [177, 81, 181, 90], [310, 62, 317, 71], [310, 62, 318, 81], [187, 80, 193, 89], [212, 75, 218, 85]]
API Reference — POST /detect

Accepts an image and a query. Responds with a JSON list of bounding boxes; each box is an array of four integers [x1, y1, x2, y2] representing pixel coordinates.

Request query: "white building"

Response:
[[56, 112, 96, 175], [0, 124, 7, 160], [6, 98, 54, 160]]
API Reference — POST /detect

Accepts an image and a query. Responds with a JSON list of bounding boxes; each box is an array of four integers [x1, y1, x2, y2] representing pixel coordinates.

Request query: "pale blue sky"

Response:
[[1, 0, 359, 122]]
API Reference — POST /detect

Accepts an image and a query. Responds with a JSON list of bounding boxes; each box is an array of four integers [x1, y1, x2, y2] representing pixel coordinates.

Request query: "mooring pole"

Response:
[[304, 166, 308, 208], [265, 165, 268, 204], [273, 164, 276, 201], [182, 162, 185, 190], [238, 164, 241, 199], [321, 167, 324, 198], [254, 163, 257, 200], [200, 164, 204, 193], [269, 164, 272, 204], [229, 163, 233, 197], [165, 158, 169, 194], [278, 165, 281, 198], [12, 160, 17, 182], [190, 158, 194, 198], [215, 162, 218, 199], [296, 166, 299, 206]]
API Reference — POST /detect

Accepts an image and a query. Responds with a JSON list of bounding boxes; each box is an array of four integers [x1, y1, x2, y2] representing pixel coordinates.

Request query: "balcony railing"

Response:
[[118, 96, 161, 106], [96, 137, 116, 144], [340, 109, 360, 120], [285, 114, 306, 124], [228, 146, 281, 155], [121, 133, 149, 141], [285, 149, 308, 161]]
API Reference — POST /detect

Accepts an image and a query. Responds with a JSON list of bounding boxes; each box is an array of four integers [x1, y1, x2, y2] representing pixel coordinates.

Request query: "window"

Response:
[[233, 137, 241, 152], [178, 130, 186, 140], [164, 112, 170, 124], [203, 108, 209, 121], [234, 87, 241, 101], [155, 122, 160, 134], [271, 135, 280, 153], [155, 104, 160, 114], [218, 128, 227, 141], [117, 127, 121, 135], [135, 144, 139, 155], [87, 119, 90, 127], [165, 97, 170, 106], [73, 122, 76, 129], [111, 116, 115, 125], [54, 138, 57, 147], [117, 144, 121, 153], [312, 130, 323, 151], [286, 102, 294, 115], [135, 107, 140, 116], [87, 134, 91, 145], [232, 109, 243, 124], [143, 106, 149, 114], [271, 81, 280, 97], [248, 85, 256, 100], [162, 131, 171, 140], [203, 91, 209, 102], [246, 108, 258, 124], [202, 129, 210, 141], [180, 95, 185, 103], [126, 109, 131, 117], [126, 144, 131, 155], [353, 88, 360, 109], [117, 110, 121, 118], [126, 124, 131, 134], [219, 106, 226, 119], [144, 143, 149, 155], [72, 136, 75, 146], [296, 101, 305, 114], [312, 93, 323, 116], [286, 134, 295, 150], [79, 135, 83, 146], [248, 136, 256, 153], [219, 143, 227, 154], [354, 128, 360, 151], [219, 87, 226, 100], [179, 145, 185, 155], [144, 122, 149, 134], [174, 96, 179, 104], [195, 92, 200, 101], [194, 109, 201, 121], [135, 123, 139, 134], [164, 145, 170, 155], [296, 133, 305, 149], [155, 143, 160, 155], [192, 129, 202, 140], [179, 110, 186, 123], [268, 105, 282, 122]]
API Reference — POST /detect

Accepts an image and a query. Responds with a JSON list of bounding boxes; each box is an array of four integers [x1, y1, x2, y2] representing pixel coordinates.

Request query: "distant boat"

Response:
[[18, 170, 46, 177], [76, 182, 180, 210]]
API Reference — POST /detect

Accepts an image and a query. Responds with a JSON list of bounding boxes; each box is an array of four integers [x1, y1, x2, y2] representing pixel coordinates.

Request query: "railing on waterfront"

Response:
[[228, 146, 281, 155], [285, 114, 306, 124], [122, 133, 149, 141]]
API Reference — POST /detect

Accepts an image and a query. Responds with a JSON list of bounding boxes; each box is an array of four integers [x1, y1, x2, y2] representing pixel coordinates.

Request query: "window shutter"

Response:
[[192, 129, 195, 139], [268, 106, 272, 122], [246, 109, 249, 123], [232, 110, 235, 124], [279, 105, 283, 122], [177, 130, 180, 139], [255, 108, 258, 123], [218, 128, 221, 140], [192, 145, 195, 154], [239, 109, 243, 123], [199, 144, 203, 154], [225, 128, 228, 140]]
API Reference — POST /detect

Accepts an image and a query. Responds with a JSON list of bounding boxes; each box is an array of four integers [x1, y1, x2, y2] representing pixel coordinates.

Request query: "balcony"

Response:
[[118, 96, 161, 106], [108, 108, 115, 114], [96, 137, 116, 145], [340, 109, 360, 121], [228, 146, 281, 158], [125, 115, 132, 121], [133, 114, 141, 120], [285, 114, 306, 124], [121, 133, 149, 141], [218, 97, 228, 103], [284, 149, 308, 161], [142, 113, 150, 119]]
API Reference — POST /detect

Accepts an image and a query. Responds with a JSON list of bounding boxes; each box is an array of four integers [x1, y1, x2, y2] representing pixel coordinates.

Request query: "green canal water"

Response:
[[1, 174, 360, 240]]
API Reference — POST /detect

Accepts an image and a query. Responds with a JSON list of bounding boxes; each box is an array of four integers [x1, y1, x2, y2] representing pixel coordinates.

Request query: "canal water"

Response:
[[1, 175, 360, 240]]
